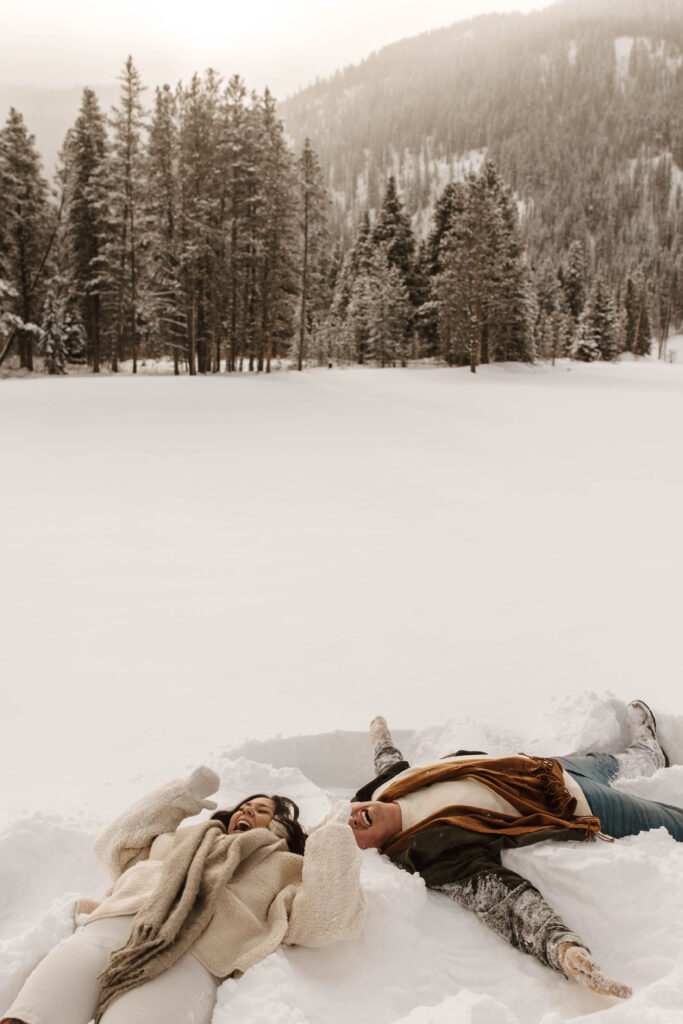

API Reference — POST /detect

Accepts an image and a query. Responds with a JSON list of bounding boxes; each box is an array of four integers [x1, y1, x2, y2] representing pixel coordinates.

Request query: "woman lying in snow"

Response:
[[2, 770, 366, 1024], [348, 699, 681, 1001]]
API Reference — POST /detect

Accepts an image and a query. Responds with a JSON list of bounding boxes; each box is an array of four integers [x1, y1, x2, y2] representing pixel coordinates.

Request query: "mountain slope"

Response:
[[280, 0, 683, 337]]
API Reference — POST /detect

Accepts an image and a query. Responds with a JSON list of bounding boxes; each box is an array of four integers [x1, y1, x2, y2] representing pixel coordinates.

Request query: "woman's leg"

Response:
[[3, 916, 133, 1024], [99, 952, 217, 1024]]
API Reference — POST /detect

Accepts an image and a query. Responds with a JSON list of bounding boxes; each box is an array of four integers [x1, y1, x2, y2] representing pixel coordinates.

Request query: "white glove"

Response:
[[560, 945, 632, 999], [185, 766, 220, 810], [323, 799, 352, 826]]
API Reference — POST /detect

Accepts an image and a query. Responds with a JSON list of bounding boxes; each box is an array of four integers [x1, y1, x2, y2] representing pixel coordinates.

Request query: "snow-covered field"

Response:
[[2, 359, 683, 1022]]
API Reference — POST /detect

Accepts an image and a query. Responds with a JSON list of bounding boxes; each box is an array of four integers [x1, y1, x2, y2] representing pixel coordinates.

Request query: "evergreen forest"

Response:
[[2, 0, 683, 375]]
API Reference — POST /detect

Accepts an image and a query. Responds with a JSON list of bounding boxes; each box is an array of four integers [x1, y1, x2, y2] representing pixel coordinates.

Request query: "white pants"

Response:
[[4, 915, 218, 1024]]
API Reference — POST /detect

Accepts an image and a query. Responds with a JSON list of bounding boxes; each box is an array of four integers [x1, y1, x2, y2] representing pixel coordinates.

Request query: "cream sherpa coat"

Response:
[[78, 775, 366, 978]]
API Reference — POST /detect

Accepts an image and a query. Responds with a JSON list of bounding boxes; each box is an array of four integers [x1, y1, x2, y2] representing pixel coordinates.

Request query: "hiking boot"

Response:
[[627, 699, 670, 768]]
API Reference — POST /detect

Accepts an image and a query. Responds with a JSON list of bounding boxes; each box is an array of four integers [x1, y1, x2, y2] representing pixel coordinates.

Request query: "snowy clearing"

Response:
[[1, 359, 683, 1021]]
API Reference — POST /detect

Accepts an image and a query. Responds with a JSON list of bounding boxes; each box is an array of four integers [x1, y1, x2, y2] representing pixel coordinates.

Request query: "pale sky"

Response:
[[1, 0, 554, 97]]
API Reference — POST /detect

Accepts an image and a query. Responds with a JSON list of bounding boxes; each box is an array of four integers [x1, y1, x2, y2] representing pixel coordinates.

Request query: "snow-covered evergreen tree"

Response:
[[561, 241, 587, 323], [146, 83, 184, 373], [0, 108, 52, 370], [372, 176, 417, 306], [40, 291, 67, 374], [428, 163, 533, 370], [296, 137, 329, 370], [584, 275, 618, 360], [366, 246, 412, 367], [106, 57, 148, 373], [62, 88, 108, 372], [624, 271, 652, 356], [62, 308, 87, 363]]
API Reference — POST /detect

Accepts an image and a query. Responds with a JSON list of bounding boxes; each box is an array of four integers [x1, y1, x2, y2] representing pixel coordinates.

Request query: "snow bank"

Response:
[[2, 695, 682, 1023]]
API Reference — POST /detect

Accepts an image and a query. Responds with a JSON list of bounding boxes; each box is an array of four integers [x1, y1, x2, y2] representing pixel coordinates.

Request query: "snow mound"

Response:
[[2, 694, 682, 1021]]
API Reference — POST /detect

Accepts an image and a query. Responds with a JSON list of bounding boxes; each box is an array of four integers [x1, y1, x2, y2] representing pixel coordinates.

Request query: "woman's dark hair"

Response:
[[211, 793, 307, 855]]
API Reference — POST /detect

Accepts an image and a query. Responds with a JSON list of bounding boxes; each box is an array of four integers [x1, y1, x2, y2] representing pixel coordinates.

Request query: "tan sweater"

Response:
[[79, 778, 366, 978]]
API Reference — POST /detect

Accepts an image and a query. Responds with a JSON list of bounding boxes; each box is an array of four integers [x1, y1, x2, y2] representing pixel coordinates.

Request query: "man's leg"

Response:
[[370, 716, 406, 775], [615, 699, 669, 777], [563, 770, 683, 840], [556, 699, 668, 788], [556, 701, 681, 841]]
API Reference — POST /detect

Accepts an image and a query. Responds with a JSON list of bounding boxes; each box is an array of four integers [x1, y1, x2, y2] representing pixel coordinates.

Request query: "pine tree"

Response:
[[633, 284, 652, 357], [256, 88, 299, 373], [146, 83, 184, 373], [40, 290, 67, 374], [480, 161, 534, 364], [220, 75, 250, 373], [624, 270, 652, 356], [560, 241, 587, 323], [0, 108, 52, 369], [106, 57, 147, 372], [62, 307, 87, 363], [176, 73, 216, 374], [576, 274, 618, 361], [573, 325, 600, 362], [62, 88, 109, 373], [428, 164, 533, 371], [365, 245, 412, 366], [372, 175, 417, 308], [296, 138, 329, 370]]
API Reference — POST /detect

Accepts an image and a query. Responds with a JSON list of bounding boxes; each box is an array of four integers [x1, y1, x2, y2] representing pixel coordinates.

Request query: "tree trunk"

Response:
[[299, 191, 309, 371]]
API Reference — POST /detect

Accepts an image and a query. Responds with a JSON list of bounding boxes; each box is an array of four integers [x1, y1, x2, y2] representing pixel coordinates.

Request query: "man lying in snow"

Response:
[[348, 700, 681, 1000]]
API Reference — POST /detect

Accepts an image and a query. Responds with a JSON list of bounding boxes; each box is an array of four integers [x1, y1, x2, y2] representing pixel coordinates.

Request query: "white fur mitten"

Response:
[[184, 766, 220, 810]]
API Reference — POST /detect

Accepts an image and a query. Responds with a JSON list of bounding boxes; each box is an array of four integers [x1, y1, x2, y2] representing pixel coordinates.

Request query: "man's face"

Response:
[[348, 800, 401, 849]]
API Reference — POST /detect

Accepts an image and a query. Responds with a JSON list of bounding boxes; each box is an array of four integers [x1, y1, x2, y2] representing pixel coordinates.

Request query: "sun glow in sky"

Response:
[[2, 0, 553, 96]]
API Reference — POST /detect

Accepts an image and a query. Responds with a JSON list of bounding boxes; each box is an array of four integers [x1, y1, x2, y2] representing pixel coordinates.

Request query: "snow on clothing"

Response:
[[352, 740, 683, 976], [5, 774, 366, 1024]]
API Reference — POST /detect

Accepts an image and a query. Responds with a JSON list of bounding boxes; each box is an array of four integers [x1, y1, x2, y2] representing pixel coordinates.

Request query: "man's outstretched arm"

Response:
[[432, 868, 631, 998]]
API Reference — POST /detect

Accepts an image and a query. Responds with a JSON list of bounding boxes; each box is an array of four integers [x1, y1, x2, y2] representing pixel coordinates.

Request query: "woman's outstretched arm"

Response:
[[93, 766, 220, 879]]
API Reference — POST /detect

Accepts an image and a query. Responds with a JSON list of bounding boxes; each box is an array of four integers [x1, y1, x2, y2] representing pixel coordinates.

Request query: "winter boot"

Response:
[[616, 699, 669, 780]]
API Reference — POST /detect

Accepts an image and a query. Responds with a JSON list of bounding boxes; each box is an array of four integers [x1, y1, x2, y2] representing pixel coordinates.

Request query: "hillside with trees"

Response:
[[2, 0, 683, 375], [281, 0, 683, 362]]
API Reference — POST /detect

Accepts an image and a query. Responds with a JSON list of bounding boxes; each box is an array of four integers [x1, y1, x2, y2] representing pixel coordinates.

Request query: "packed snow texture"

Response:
[[2, 360, 683, 1021], [2, 696, 683, 1023]]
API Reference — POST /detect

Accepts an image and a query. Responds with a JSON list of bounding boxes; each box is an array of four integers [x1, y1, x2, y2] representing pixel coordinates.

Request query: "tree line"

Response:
[[0, 41, 665, 376], [0, 59, 329, 375], [315, 162, 653, 372]]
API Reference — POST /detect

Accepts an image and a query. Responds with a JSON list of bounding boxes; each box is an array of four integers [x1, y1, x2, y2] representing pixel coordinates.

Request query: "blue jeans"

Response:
[[557, 753, 683, 841]]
